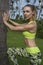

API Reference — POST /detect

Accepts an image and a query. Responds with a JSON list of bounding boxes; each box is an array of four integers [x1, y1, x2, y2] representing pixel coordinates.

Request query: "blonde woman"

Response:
[[3, 4, 42, 65]]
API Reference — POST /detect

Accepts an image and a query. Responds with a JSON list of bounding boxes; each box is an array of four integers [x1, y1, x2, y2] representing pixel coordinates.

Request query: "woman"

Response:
[[3, 4, 42, 65]]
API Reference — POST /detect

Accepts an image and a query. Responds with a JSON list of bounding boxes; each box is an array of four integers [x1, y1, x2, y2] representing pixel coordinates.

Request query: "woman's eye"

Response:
[[23, 11, 25, 13], [23, 11, 29, 13], [26, 11, 29, 12]]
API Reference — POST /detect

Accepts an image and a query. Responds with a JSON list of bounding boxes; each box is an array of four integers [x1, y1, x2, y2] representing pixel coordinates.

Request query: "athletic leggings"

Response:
[[7, 47, 42, 65]]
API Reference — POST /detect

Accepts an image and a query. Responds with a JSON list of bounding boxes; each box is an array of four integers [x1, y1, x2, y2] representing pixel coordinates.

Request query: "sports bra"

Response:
[[23, 21, 36, 39], [23, 31, 36, 39]]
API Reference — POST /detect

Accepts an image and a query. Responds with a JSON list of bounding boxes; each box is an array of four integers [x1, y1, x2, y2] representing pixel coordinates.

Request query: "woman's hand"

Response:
[[3, 12, 9, 22]]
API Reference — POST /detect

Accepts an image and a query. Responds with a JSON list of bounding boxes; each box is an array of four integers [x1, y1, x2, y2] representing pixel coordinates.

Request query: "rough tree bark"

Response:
[[0, 0, 10, 65]]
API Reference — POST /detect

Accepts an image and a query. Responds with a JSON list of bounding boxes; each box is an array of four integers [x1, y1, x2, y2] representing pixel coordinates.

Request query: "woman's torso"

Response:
[[23, 20, 37, 47]]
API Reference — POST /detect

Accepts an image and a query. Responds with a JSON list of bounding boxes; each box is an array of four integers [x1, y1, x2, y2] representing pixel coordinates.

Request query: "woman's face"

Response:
[[23, 6, 34, 20]]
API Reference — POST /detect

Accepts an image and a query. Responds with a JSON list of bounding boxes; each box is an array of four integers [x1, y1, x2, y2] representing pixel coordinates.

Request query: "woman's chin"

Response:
[[24, 17, 30, 20], [25, 18, 29, 20]]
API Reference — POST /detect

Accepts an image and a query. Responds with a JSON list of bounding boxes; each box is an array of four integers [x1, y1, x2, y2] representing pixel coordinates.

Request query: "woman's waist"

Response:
[[26, 42, 36, 47], [25, 38, 36, 47], [26, 46, 40, 54]]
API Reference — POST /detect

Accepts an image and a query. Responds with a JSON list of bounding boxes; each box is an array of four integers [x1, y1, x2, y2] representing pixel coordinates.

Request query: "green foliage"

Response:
[[36, 19, 43, 39]]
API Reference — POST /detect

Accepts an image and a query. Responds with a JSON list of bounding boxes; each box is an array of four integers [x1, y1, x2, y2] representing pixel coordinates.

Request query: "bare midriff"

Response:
[[24, 38, 36, 47]]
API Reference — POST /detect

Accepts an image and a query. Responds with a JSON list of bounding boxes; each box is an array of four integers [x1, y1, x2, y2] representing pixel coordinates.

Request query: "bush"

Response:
[[36, 19, 43, 39]]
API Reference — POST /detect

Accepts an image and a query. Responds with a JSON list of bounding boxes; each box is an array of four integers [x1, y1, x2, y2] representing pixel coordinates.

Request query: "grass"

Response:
[[7, 29, 43, 65]]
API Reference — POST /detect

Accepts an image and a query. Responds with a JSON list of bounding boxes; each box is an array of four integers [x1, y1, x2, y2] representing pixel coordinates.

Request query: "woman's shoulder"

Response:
[[28, 20, 36, 24]]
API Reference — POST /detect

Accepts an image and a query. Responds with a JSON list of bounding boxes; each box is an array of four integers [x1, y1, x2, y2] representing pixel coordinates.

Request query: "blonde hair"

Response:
[[23, 4, 37, 21]]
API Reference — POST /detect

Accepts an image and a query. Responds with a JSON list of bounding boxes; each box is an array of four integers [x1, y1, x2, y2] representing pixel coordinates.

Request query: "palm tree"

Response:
[[0, 0, 9, 65]]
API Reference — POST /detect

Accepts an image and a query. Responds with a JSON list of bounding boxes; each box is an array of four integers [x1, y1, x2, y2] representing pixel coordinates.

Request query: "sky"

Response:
[[9, 0, 43, 19]]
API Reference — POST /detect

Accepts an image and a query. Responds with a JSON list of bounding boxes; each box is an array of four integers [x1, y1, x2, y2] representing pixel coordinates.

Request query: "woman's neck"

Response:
[[29, 18, 35, 21], [26, 18, 34, 23], [25, 18, 35, 23]]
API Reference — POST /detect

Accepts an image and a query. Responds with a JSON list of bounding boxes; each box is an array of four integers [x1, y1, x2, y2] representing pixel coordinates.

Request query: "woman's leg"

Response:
[[26, 47, 42, 65], [7, 47, 29, 65], [29, 52, 42, 65], [7, 47, 42, 65]]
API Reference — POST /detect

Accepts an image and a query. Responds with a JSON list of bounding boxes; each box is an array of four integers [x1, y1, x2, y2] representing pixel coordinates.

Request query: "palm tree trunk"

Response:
[[0, 0, 9, 65]]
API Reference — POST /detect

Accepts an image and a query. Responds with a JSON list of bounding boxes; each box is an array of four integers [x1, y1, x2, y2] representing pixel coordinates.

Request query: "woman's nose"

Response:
[[24, 12, 27, 15]]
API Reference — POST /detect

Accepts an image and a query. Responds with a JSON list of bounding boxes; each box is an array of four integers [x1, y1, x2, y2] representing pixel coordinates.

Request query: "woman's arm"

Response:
[[3, 12, 36, 31], [9, 19, 20, 26], [3, 20, 36, 31]]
